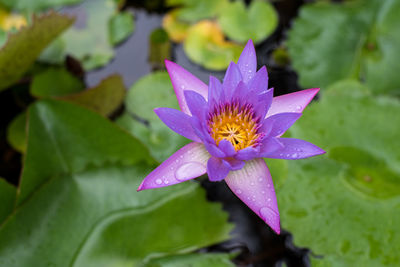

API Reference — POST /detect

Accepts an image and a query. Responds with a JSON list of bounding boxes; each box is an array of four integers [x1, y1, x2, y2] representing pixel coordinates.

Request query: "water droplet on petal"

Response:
[[155, 179, 162, 185], [295, 105, 302, 111], [175, 162, 206, 181], [259, 207, 279, 227], [250, 182, 255, 186], [267, 183, 271, 188], [292, 153, 298, 159], [258, 177, 263, 182], [175, 159, 179, 163], [181, 85, 185, 89], [164, 180, 169, 184], [236, 189, 242, 194], [261, 191, 265, 194]]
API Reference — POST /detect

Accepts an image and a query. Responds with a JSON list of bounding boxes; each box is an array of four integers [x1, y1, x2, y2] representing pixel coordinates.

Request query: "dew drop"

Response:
[[267, 183, 271, 188], [175, 159, 179, 163], [175, 162, 206, 181], [250, 182, 255, 186], [295, 105, 302, 111], [181, 85, 185, 89], [180, 155, 184, 159], [155, 179, 162, 185], [292, 153, 298, 159], [236, 189, 242, 194], [258, 177, 263, 182], [267, 198, 271, 202], [261, 191, 265, 194], [164, 180, 169, 184]]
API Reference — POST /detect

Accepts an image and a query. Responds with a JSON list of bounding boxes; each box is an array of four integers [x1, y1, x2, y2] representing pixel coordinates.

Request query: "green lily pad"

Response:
[[278, 80, 400, 266], [149, 28, 172, 68], [117, 71, 189, 162], [60, 74, 125, 117], [18, 99, 153, 205], [143, 253, 235, 267], [0, 0, 83, 12], [287, 0, 400, 95], [184, 21, 243, 70], [0, 178, 16, 224], [166, 0, 228, 23], [0, 98, 233, 266], [0, 11, 74, 91], [218, 0, 278, 44], [6, 111, 27, 153], [108, 11, 135, 46], [30, 67, 84, 98]]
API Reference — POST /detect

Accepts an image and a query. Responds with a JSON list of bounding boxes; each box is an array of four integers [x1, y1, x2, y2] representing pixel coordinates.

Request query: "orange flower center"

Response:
[[208, 103, 262, 151]]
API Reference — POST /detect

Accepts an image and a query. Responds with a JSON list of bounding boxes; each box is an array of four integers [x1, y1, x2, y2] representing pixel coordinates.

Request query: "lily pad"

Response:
[[0, 11, 74, 91], [60, 74, 125, 117], [108, 11, 135, 46], [162, 10, 190, 43], [30, 67, 84, 98], [0, 0, 83, 12], [184, 20, 243, 70], [278, 80, 400, 266], [143, 253, 235, 267], [166, 0, 228, 23], [6, 111, 27, 153], [117, 71, 189, 162], [287, 0, 400, 95], [218, 0, 278, 44], [0, 178, 15, 224]]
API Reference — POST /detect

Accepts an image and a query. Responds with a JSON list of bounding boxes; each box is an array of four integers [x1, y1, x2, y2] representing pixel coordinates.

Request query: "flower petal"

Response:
[[223, 158, 245, 171], [184, 90, 208, 121], [266, 88, 319, 118], [154, 107, 201, 142], [204, 142, 225, 158], [218, 139, 236, 157], [248, 66, 269, 95], [165, 60, 208, 115], [237, 39, 256, 83], [235, 146, 259, 161], [259, 137, 284, 157], [223, 62, 242, 101], [225, 159, 280, 234], [263, 112, 302, 137], [208, 76, 224, 108], [137, 142, 210, 191], [207, 157, 230, 181], [264, 138, 326, 160]]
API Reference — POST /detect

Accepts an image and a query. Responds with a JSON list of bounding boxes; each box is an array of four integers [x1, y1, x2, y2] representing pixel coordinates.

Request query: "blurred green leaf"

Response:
[[144, 253, 235, 267], [278, 80, 400, 266], [287, 0, 400, 95], [17, 99, 153, 205], [184, 21, 243, 70], [166, 0, 228, 23], [6, 111, 27, 153], [117, 71, 189, 162], [0, 0, 83, 12], [0, 11, 74, 91], [0, 178, 16, 224], [218, 0, 278, 44], [108, 11, 134, 45], [60, 74, 125, 117], [149, 28, 171, 68], [30, 67, 84, 98], [162, 10, 190, 43]]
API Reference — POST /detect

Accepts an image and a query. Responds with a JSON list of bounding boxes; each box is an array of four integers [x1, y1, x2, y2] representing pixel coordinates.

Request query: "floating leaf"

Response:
[[6, 111, 27, 153], [0, 0, 83, 12], [30, 67, 84, 98], [143, 253, 235, 267], [18, 99, 153, 205], [0, 11, 74, 91], [162, 10, 190, 43], [117, 71, 189, 162], [60, 74, 125, 117], [218, 0, 278, 44], [184, 20, 243, 70], [149, 28, 171, 68], [166, 0, 228, 23], [0, 178, 16, 224], [108, 11, 135, 45], [0, 8, 27, 31], [278, 80, 400, 266], [287, 0, 400, 94]]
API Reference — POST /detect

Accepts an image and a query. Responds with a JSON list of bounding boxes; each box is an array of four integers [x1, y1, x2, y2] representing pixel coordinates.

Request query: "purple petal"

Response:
[[223, 158, 245, 171], [237, 40, 256, 83], [223, 62, 242, 100], [231, 81, 249, 101], [225, 159, 280, 234], [184, 90, 208, 121], [208, 76, 224, 108], [235, 146, 259, 161], [137, 142, 210, 191], [204, 142, 225, 158], [207, 157, 230, 181], [259, 137, 284, 157], [264, 138, 326, 160], [154, 107, 201, 142], [266, 88, 319, 118], [253, 87, 273, 119], [248, 66, 269, 95], [263, 112, 302, 137], [218, 139, 236, 157], [165, 60, 208, 115]]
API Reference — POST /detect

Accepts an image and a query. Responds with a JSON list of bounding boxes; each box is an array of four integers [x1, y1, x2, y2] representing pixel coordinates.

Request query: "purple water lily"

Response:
[[137, 40, 325, 234]]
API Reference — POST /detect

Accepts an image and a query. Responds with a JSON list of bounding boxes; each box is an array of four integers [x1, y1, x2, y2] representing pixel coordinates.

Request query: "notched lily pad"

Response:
[[218, 0, 278, 44], [184, 20, 243, 70]]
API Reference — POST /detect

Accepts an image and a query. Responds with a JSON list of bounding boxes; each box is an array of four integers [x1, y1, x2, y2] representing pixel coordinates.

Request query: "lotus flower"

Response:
[[137, 40, 325, 234]]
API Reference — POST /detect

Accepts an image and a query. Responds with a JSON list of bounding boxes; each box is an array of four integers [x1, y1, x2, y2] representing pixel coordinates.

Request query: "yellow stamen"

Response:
[[209, 104, 261, 151]]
